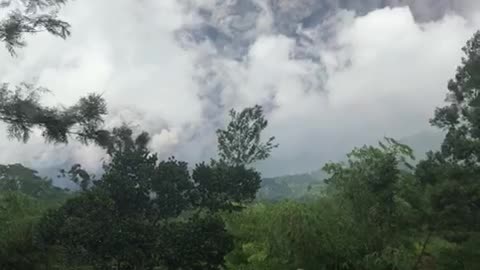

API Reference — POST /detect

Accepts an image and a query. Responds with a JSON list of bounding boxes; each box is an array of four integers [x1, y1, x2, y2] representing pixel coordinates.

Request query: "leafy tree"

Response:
[[217, 105, 278, 166], [38, 106, 275, 269], [0, 83, 111, 145], [160, 214, 234, 270], [225, 139, 423, 270], [322, 139, 421, 270], [323, 137, 417, 228], [224, 203, 295, 270], [193, 160, 261, 212], [225, 198, 409, 270], [0, 1, 110, 146], [422, 31, 480, 232], [413, 30, 480, 269], [0, 0, 70, 55]]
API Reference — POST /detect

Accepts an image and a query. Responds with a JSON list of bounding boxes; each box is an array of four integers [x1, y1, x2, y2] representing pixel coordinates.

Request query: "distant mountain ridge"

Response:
[[0, 164, 70, 202], [258, 170, 326, 201], [258, 130, 444, 200]]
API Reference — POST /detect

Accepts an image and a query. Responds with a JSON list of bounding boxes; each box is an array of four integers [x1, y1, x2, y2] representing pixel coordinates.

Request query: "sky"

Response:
[[0, 0, 480, 183]]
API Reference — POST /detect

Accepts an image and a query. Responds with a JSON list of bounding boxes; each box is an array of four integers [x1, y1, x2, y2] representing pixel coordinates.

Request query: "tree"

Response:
[[414, 31, 480, 269], [0, 1, 111, 146], [217, 105, 278, 166], [419, 31, 480, 233], [0, 0, 70, 55], [224, 139, 423, 270], [0, 81, 111, 146], [322, 138, 421, 270], [38, 106, 276, 269]]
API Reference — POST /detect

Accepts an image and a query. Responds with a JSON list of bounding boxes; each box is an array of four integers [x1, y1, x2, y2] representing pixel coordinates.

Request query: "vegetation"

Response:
[[0, 1, 109, 146], [0, 0, 71, 55], [257, 170, 325, 201], [1, 104, 276, 269], [1, 1, 480, 269]]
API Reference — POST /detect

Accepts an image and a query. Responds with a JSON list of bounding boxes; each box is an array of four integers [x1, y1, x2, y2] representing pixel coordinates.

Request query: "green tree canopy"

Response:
[[217, 105, 278, 166], [38, 106, 275, 269], [417, 31, 480, 234]]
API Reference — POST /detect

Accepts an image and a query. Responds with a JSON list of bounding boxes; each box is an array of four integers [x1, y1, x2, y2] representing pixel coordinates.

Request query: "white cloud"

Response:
[[0, 1, 479, 179]]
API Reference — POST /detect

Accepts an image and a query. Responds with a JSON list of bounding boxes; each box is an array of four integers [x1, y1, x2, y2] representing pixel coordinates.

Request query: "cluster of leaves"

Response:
[[0, 1, 111, 148], [225, 139, 422, 270], [0, 0, 70, 55], [0, 83, 111, 145], [32, 104, 275, 269], [217, 105, 278, 166], [413, 30, 480, 269]]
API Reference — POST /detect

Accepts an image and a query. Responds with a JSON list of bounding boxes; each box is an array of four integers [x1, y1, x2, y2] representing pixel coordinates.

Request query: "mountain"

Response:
[[0, 164, 70, 202], [258, 130, 444, 201], [258, 170, 326, 201]]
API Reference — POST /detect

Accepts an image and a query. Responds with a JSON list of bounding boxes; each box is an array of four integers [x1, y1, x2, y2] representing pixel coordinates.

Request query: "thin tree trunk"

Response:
[[412, 230, 432, 270]]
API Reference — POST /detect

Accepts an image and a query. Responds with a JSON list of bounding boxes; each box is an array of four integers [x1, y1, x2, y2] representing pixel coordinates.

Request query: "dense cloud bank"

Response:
[[0, 0, 479, 182]]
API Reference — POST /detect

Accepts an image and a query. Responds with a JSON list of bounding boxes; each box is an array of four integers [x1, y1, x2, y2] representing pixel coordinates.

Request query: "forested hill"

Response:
[[259, 130, 445, 201], [0, 164, 70, 203], [258, 170, 326, 201]]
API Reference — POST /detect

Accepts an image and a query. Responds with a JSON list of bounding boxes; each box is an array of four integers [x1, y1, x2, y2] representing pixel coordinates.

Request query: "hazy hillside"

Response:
[[259, 130, 444, 200], [0, 164, 70, 202], [258, 170, 326, 201]]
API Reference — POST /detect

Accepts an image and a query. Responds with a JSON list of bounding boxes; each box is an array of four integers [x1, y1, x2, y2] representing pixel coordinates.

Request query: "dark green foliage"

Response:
[[323, 138, 416, 225], [217, 105, 278, 166], [152, 158, 195, 219], [430, 30, 480, 164], [161, 215, 234, 270], [38, 105, 273, 269], [322, 139, 420, 269], [225, 139, 422, 270], [225, 200, 415, 270], [59, 163, 94, 191], [414, 31, 480, 267], [0, 1, 110, 147], [0, 83, 110, 145], [0, 0, 70, 55], [193, 161, 261, 211]]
